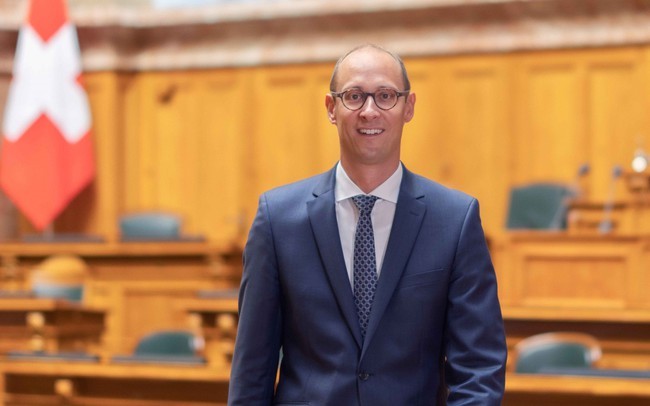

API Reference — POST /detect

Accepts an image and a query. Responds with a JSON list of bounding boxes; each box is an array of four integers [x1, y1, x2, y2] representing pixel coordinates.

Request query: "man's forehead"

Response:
[[341, 47, 397, 68], [338, 49, 401, 80]]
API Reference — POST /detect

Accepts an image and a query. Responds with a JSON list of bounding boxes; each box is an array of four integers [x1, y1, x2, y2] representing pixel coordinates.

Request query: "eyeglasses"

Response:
[[331, 88, 410, 111]]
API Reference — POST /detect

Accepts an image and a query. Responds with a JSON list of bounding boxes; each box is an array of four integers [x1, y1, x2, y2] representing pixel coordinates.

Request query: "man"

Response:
[[228, 44, 507, 405]]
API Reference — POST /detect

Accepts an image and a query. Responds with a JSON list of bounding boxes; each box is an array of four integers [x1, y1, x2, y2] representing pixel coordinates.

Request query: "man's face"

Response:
[[326, 48, 415, 170]]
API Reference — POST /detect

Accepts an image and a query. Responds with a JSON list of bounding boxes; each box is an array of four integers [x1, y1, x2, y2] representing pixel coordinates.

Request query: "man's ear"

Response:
[[325, 94, 337, 124], [403, 92, 416, 123]]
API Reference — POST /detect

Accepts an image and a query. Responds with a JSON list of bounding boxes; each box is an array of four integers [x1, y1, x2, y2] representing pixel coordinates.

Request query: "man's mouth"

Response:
[[358, 129, 383, 135]]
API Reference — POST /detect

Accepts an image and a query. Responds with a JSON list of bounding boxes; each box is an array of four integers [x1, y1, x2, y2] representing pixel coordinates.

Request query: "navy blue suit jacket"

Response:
[[228, 166, 506, 405]]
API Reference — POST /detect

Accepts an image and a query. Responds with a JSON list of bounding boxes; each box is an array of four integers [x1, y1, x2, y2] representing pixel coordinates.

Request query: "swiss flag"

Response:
[[0, 0, 95, 231]]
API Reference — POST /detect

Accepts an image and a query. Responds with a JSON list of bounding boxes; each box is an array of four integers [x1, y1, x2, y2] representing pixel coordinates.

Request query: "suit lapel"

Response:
[[307, 168, 363, 348], [362, 168, 426, 355]]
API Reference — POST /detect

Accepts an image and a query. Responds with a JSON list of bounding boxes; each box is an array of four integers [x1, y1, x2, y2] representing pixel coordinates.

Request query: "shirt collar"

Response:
[[335, 162, 402, 204]]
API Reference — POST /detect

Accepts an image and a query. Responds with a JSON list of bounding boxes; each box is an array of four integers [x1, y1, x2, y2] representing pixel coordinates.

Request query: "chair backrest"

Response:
[[512, 332, 602, 373], [134, 330, 202, 357], [30, 255, 87, 303], [506, 183, 574, 230], [32, 285, 84, 302], [119, 212, 181, 240]]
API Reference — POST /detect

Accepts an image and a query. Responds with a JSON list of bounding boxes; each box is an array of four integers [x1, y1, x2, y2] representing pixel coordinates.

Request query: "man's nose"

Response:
[[359, 95, 380, 117]]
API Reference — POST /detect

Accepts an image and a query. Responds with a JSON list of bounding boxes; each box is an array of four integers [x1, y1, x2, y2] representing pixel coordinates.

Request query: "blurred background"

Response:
[[0, 1, 650, 405]]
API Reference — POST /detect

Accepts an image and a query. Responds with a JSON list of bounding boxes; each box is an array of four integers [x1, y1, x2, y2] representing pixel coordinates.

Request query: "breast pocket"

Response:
[[396, 268, 446, 290]]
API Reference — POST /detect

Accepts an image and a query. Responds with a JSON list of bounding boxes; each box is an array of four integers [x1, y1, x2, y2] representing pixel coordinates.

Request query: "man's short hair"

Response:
[[329, 44, 411, 92]]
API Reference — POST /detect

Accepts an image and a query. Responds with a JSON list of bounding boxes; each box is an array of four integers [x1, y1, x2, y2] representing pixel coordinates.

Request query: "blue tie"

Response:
[[351, 195, 379, 340]]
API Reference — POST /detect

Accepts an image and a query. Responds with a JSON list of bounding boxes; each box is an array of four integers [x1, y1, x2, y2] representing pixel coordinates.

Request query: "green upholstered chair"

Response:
[[512, 332, 602, 374], [134, 330, 201, 356], [30, 254, 88, 303], [112, 330, 206, 365], [506, 183, 574, 230], [119, 212, 181, 241], [33, 285, 84, 302]]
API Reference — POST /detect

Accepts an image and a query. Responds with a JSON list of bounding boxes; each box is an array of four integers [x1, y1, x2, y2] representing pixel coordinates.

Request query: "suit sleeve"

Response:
[[228, 194, 282, 405], [444, 198, 507, 405]]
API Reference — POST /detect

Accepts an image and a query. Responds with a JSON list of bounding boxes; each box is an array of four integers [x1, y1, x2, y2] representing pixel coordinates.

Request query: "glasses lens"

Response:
[[375, 89, 398, 110], [342, 90, 366, 110]]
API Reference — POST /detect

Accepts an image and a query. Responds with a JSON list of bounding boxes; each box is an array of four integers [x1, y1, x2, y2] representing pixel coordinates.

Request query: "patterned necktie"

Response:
[[351, 194, 379, 340]]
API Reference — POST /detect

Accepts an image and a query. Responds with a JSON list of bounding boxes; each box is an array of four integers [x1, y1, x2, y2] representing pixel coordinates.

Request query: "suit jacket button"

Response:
[[358, 372, 370, 381]]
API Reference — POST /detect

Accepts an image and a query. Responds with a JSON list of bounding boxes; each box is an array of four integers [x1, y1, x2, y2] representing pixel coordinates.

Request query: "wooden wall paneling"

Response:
[[250, 65, 329, 199], [585, 47, 650, 202], [122, 72, 146, 214], [511, 50, 588, 186], [124, 70, 204, 215], [313, 64, 340, 174], [193, 69, 250, 244], [400, 57, 445, 190], [114, 73, 138, 235], [148, 72, 202, 219], [121, 69, 252, 243], [435, 55, 512, 237]]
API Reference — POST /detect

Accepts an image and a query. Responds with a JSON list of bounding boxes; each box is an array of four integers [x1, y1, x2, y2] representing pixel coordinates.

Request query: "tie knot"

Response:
[[352, 195, 378, 214]]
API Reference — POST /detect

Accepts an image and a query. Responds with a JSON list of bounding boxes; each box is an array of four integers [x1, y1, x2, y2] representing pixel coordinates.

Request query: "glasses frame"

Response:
[[331, 88, 410, 111]]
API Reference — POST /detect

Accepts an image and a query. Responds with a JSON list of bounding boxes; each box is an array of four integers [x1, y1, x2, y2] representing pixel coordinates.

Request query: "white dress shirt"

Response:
[[335, 162, 402, 286]]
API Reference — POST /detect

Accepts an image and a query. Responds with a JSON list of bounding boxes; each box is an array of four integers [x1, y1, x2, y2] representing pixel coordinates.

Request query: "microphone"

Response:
[[572, 162, 590, 198], [598, 165, 623, 234], [577, 163, 591, 177]]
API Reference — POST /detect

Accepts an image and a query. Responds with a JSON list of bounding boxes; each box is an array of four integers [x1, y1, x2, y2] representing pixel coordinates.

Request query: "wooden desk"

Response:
[[566, 200, 628, 233], [179, 295, 238, 370], [567, 170, 650, 234], [565, 199, 650, 234], [0, 298, 104, 356], [496, 233, 648, 311], [505, 372, 650, 406], [0, 242, 242, 356], [0, 359, 229, 405], [504, 312, 650, 371], [494, 233, 650, 370], [0, 241, 241, 286]]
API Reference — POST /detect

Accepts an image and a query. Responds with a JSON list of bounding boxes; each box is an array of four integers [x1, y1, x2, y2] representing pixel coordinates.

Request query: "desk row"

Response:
[[1, 360, 649, 406], [0, 294, 239, 370]]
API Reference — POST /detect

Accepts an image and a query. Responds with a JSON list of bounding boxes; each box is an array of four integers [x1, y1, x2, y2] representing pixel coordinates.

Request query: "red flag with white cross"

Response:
[[0, 0, 95, 231]]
